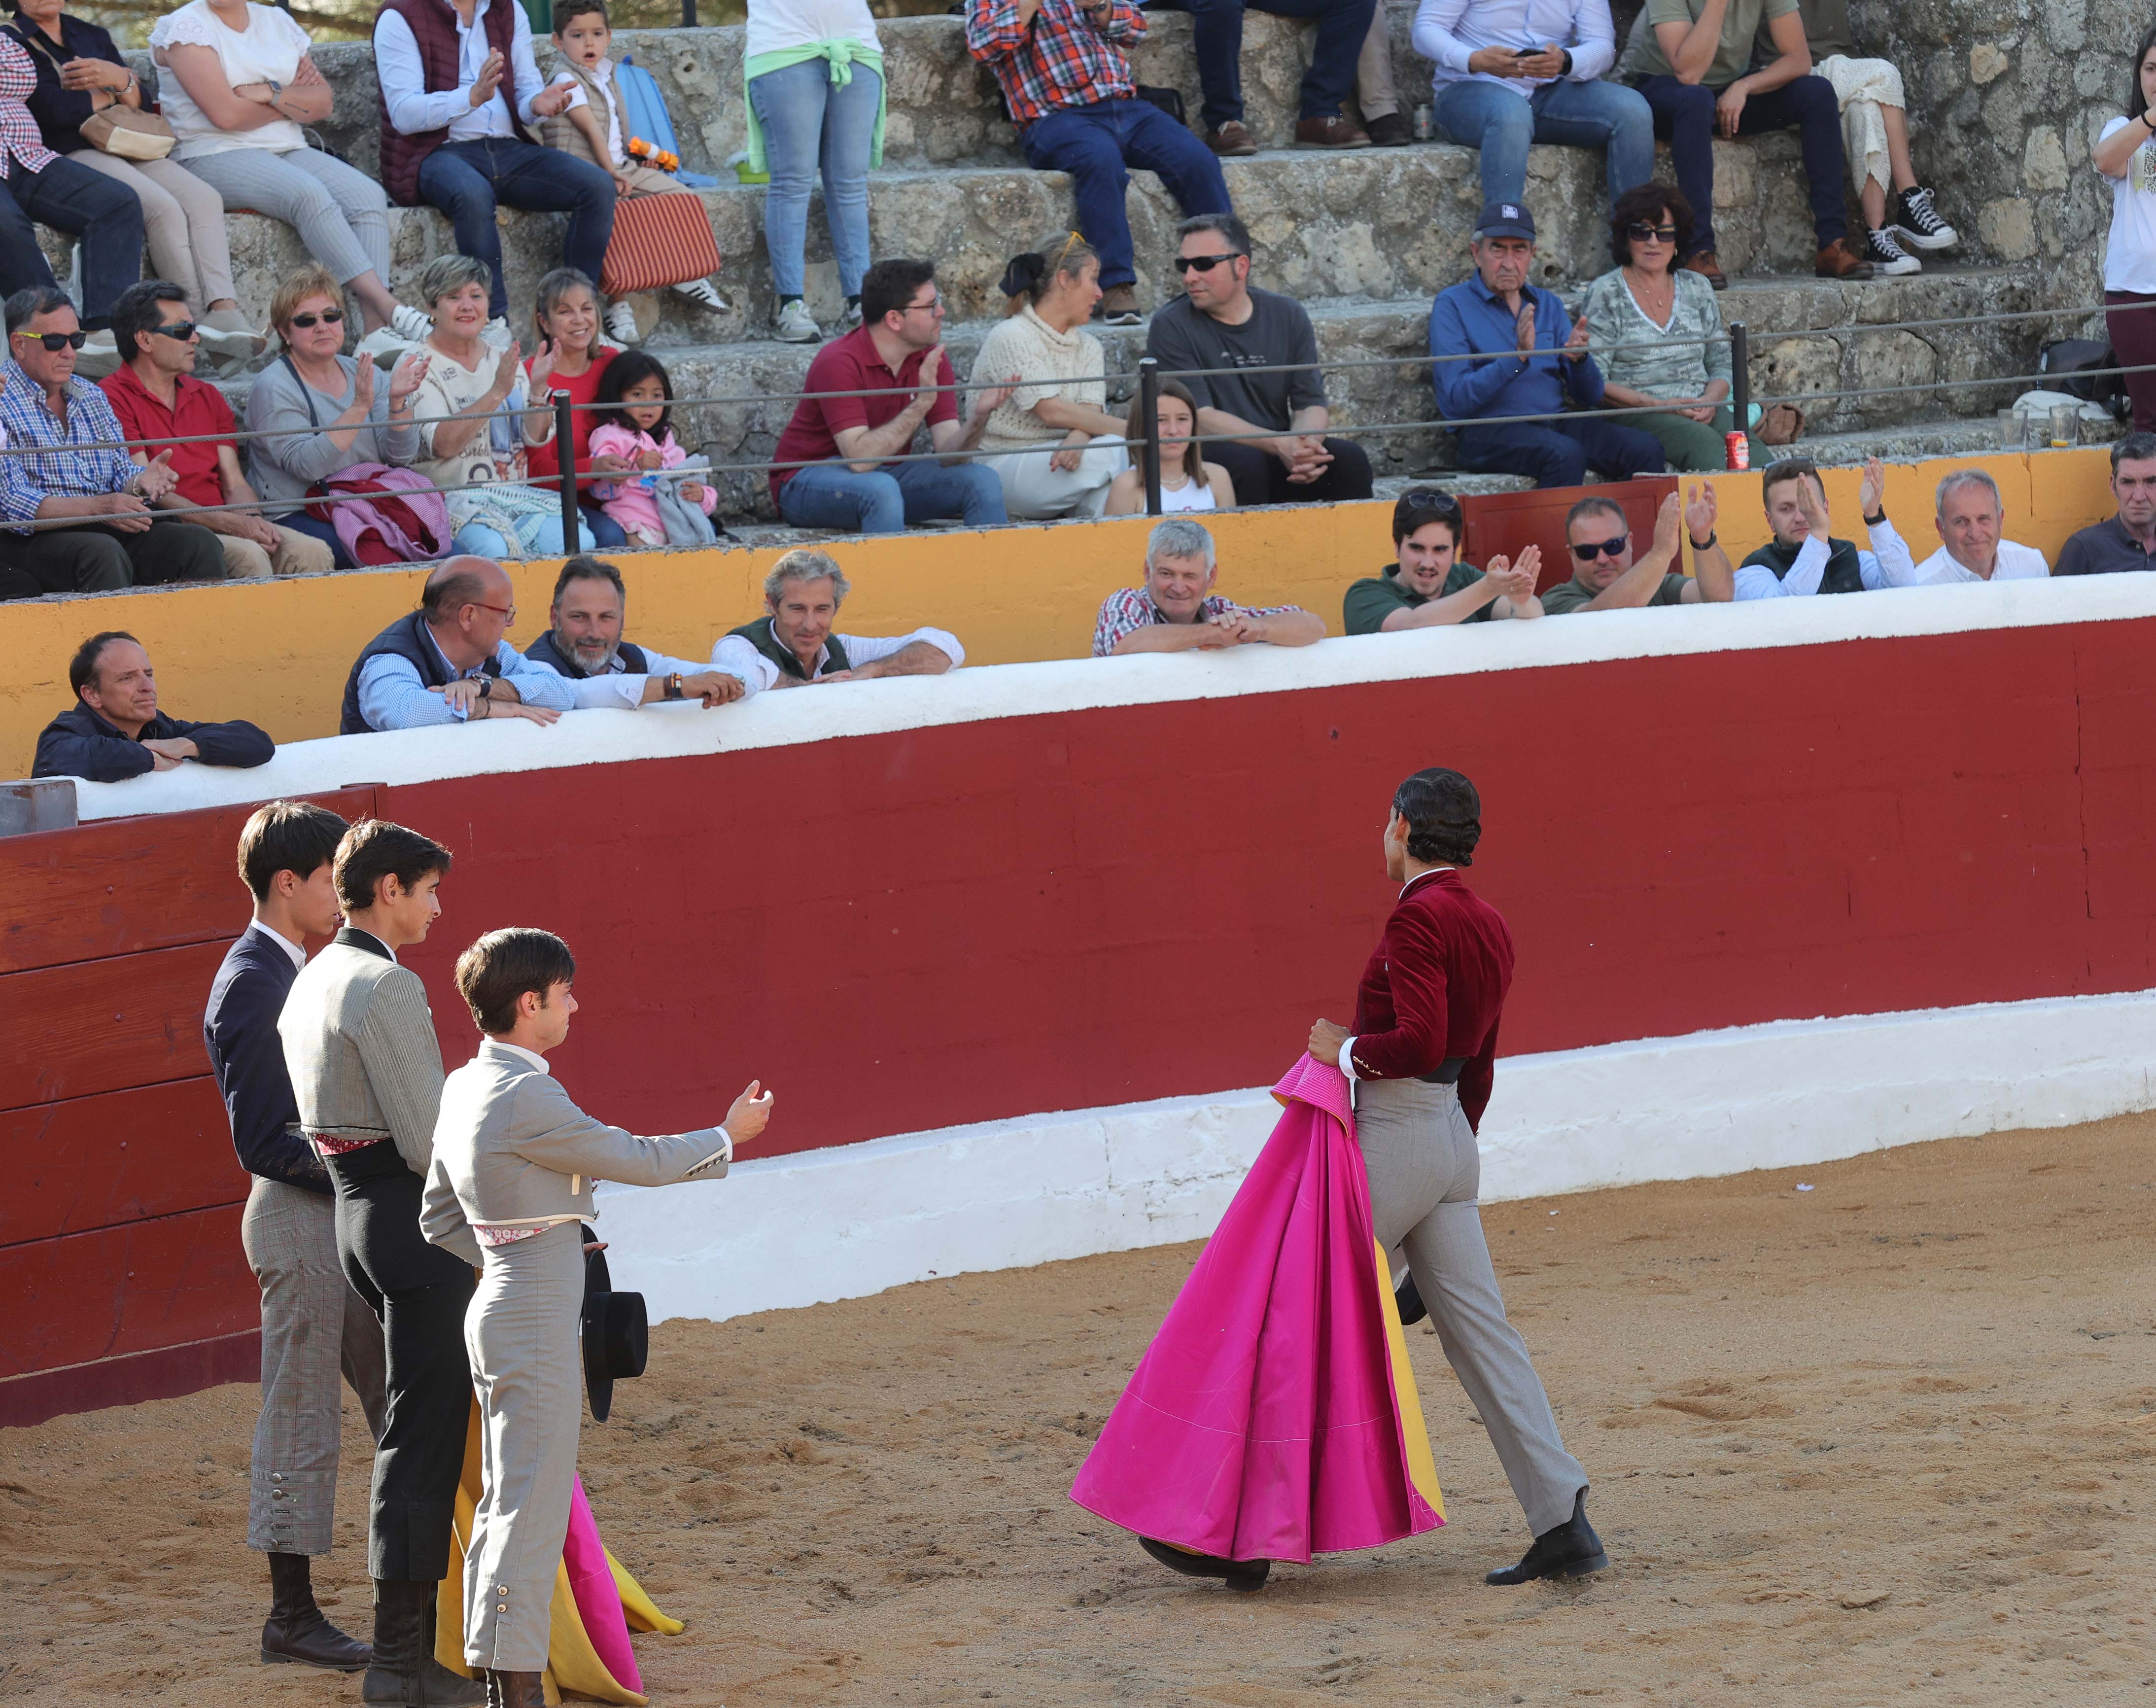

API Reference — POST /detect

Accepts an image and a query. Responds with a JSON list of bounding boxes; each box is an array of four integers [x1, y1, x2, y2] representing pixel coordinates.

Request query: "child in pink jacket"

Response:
[[586, 352, 717, 547]]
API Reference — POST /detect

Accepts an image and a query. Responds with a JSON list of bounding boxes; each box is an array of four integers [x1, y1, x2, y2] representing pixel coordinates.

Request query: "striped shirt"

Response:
[[0, 33, 57, 176], [965, 0, 1145, 128], [1090, 587, 1300, 656], [0, 367, 137, 531]]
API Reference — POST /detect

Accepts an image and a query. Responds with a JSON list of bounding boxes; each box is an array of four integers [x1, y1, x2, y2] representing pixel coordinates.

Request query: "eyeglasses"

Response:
[[1625, 222, 1679, 244], [286, 309, 345, 329], [1571, 535, 1630, 561], [150, 321, 201, 342], [16, 329, 87, 350], [471, 602, 516, 620], [903, 295, 944, 315], [1174, 252, 1244, 274], [1399, 488, 1463, 515]]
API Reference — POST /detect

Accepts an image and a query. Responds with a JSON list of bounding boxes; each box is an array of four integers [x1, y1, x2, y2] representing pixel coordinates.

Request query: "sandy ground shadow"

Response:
[[4, 1113, 2154, 1705]]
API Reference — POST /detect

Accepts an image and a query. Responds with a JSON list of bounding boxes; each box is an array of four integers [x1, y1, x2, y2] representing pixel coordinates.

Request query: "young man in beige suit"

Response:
[[422, 928, 772, 1708]]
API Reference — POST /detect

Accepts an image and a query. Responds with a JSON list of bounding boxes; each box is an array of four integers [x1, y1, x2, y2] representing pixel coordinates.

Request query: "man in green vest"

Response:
[[710, 547, 965, 692]]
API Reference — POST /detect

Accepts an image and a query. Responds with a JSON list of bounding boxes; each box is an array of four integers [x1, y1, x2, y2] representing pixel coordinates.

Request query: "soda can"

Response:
[[1725, 431, 1749, 471], [1412, 103, 1433, 142]]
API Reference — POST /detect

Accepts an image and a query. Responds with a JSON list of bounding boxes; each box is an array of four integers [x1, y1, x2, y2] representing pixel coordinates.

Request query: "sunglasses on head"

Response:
[[286, 309, 345, 329], [1626, 222, 1678, 244], [1174, 252, 1244, 274], [150, 321, 200, 342], [18, 329, 86, 350], [1571, 535, 1630, 561], [1400, 488, 1463, 515]]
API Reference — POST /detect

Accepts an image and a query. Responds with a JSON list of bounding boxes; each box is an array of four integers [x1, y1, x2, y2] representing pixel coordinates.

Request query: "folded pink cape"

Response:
[[1069, 1053, 1444, 1564]]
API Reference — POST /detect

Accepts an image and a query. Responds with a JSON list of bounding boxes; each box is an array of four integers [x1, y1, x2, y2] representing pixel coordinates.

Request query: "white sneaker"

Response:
[[774, 298, 820, 343], [356, 326, 418, 368], [603, 299, 642, 346], [389, 303, 434, 343], [670, 277, 731, 313], [74, 329, 120, 379], [195, 309, 264, 361], [840, 299, 863, 329], [481, 315, 517, 349], [1862, 226, 1921, 277]]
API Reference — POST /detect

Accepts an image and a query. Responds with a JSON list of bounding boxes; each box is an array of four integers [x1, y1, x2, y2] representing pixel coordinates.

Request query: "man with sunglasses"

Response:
[[1146, 211, 1375, 509], [101, 281, 337, 583], [1539, 487, 1733, 612], [0, 285, 225, 594], [340, 555, 578, 734]]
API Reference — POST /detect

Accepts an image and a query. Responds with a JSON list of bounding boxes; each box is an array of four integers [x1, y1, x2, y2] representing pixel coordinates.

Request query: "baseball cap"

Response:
[[1473, 201, 1536, 242]]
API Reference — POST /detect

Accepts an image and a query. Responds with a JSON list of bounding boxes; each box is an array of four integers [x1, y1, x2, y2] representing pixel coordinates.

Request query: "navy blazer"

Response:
[[204, 928, 330, 1192], [33, 704, 274, 783]]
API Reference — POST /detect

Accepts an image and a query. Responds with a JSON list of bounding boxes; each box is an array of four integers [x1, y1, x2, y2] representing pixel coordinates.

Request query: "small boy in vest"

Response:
[[543, 0, 730, 324]]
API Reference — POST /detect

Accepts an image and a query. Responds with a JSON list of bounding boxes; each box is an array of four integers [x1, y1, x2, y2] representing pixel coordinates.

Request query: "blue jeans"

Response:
[[1148, 0, 1376, 127], [580, 500, 627, 549], [417, 139, 617, 320], [0, 155, 142, 328], [1638, 73, 1848, 255], [778, 458, 1007, 534], [1019, 99, 1233, 291], [452, 515, 595, 560], [749, 58, 880, 301], [1433, 77, 1656, 209], [1457, 417, 1667, 490]]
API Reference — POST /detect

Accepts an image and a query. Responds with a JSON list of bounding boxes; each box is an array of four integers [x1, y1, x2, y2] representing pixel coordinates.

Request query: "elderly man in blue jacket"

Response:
[[1428, 201, 1666, 489]]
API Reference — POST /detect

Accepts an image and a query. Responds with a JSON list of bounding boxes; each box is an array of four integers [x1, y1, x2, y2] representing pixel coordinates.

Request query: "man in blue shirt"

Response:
[[1428, 201, 1666, 489], [340, 556, 578, 734]]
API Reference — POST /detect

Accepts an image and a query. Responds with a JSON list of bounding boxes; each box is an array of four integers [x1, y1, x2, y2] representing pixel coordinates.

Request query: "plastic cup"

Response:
[[1998, 408, 2019, 449], [2049, 403, 2077, 449]]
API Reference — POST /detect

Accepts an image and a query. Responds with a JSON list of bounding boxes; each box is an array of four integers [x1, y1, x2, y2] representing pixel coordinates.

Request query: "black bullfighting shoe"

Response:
[[1139, 1536, 1272, 1592]]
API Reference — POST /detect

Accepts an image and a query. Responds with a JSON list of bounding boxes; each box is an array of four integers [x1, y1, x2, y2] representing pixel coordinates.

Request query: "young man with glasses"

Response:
[[0, 285, 225, 593], [1145, 211, 1375, 509], [100, 281, 336, 583], [768, 257, 1012, 534], [1342, 488, 1544, 632], [1539, 487, 1734, 612], [340, 555, 578, 734]]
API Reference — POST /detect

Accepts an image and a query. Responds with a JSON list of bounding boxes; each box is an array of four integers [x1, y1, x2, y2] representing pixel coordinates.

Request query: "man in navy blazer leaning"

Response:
[[203, 800, 387, 1673]]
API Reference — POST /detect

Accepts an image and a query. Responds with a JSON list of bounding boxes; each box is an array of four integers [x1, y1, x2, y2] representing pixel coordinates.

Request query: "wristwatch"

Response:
[[476, 675, 493, 699], [1863, 510, 1887, 527], [663, 672, 685, 701], [1689, 530, 1716, 551]]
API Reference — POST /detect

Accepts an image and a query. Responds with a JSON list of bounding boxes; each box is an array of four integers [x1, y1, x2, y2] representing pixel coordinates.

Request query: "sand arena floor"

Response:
[[4, 1113, 2154, 1706]]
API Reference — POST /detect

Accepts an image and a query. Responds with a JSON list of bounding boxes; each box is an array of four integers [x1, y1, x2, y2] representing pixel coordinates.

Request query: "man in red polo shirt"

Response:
[[101, 282, 335, 581], [768, 258, 1013, 534]]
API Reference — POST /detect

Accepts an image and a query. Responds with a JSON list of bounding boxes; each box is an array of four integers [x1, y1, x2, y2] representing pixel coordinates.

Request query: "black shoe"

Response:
[[1485, 1489, 1608, 1585], [1139, 1535, 1271, 1591], [1889, 184, 1958, 251], [1394, 1268, 1427, 1326], [262, 1552, 371, 1671], [362, 1580, 486, 1706], [1365, 111, 1412, 147]]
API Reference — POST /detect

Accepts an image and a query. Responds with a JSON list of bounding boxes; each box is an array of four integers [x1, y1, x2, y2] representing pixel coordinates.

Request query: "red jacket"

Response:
[[1348, 868, 1513, 1132]]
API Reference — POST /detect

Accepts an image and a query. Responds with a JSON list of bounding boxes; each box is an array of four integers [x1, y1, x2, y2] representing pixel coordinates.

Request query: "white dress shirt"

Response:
[[355, 624, 579, 730], [246, 918, 307, 971], [1731, 518, 1914, 600], [1413, 0, 1619, 93], [708, 626, 966, 697], [1903, 538, 2052, 586], [529, 642, 744, 711], [374, 0, 547, 141]]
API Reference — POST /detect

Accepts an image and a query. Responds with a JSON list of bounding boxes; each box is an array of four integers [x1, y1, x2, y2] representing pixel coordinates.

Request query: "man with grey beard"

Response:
[[522, 555, 748, 709]]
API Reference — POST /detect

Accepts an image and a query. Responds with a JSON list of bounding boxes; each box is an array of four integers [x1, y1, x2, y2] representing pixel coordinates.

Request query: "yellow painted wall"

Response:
[[0, 447, 2117, 779]]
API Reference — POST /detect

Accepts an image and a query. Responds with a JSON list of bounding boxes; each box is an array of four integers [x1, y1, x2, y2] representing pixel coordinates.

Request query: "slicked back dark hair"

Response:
[[333, 819, 452, 912], [1392, 767, 1482, 866], [1607, 182, 1695, 269], [69, 629, 137, 697], [1760, 456, 1824, 508], [111, 279, 190, 365], [238, 800, 349, 902], [861, 258, 937, 329], [456, 928, 577, 1036]]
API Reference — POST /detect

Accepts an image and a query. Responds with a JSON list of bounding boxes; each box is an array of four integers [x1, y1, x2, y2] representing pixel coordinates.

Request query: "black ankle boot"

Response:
[[1485, 1488, 1609, 1585], [1139, 1535, 1270, 1591], [362, 1580, 486, 1706], [261, 1552, 371, 1671]]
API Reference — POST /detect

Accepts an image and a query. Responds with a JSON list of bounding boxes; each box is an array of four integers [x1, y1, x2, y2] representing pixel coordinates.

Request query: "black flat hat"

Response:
[[581, 1233, 649, 1423]]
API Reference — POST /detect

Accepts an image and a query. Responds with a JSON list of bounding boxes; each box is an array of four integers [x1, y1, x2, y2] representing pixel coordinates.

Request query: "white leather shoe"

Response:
[[670, 277, 731, 313]]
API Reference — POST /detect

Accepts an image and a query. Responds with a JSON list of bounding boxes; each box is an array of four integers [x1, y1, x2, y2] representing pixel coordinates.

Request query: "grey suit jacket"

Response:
[[420, 1041, 730, 1254]]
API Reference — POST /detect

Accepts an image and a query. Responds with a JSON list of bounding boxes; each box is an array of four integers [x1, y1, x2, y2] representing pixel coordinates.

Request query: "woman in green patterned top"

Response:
[[1579, 183, 1751, 472]]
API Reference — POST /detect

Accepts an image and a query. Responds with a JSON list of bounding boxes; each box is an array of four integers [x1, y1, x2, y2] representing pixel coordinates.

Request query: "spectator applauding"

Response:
[[1617, 0, 1872, 285], [713, 547, 965, 689], [971, 235, 1130, 521], [1147, 213, 1375, 509], [2055, 433, 2156, 576], [1896, 470, 2048, 585], [1430, 200, 1665, 489], [1092, 517, 1323, 655], [103, 281, 336, 581], [1343, 487, 1542, 633], [1102, 379, 1235, 515], [34, 629, 273, 781], [1154, 0, 1378, 154], [2096, 31, 2156, 434], [767, 259, 1010, 534], [1579, 185, 1749, 472], [1734, 455, 1912, 598], [521, 268, 625, 546], [244, 265, 429, 572], [0, 286, 224, 593], [965, 0, 1231, 326], [340, 555, 578, 733], [1540, 486, 1733, 612], [1415, 0, 1654, 211], [525, 555, 748, 708]]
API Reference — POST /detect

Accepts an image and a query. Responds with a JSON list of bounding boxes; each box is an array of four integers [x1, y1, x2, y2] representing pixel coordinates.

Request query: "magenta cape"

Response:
[[1069, 1054, 1444, 1564]]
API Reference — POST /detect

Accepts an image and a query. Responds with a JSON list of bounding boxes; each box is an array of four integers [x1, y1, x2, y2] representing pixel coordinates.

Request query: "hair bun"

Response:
[[998, 252, 1047, 300]]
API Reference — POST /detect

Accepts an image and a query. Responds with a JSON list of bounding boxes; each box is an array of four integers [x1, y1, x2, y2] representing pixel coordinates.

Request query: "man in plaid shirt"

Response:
[[967, 0, 1233, 327], [0, 286, 223, 593], [1091, 516, 1323, 655]]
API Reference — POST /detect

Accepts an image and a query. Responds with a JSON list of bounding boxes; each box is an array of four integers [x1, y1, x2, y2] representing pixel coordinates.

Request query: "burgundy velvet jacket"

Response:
[[1347, 867, 1513, 1132]]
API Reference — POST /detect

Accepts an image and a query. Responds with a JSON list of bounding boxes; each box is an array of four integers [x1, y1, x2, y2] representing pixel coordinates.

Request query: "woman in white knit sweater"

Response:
[[967, 235, 1130, 521]]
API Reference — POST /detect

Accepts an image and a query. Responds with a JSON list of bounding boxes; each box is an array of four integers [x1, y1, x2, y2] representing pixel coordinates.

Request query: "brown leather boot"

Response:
[[1815, 237, 1875, 279], [1681, 250, 1727, 290], [1095, 285, 1143, 325], [1293, 114, 1370, 148], [261, 1552, 371, 1672], [1204, 120, 1256, 156]]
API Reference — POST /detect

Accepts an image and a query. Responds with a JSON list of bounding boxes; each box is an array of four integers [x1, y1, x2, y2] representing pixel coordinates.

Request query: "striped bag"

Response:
[[599, 193, 724, 296]]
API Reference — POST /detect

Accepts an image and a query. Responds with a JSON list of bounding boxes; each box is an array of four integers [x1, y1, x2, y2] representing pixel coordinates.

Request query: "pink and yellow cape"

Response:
[[1069, 1053, 1444, 1564], [434, 1404, 684, 1706]]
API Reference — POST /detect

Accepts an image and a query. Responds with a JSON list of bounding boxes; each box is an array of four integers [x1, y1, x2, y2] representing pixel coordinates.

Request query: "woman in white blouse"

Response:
[[966, 235, 1130, 521], [150, 0, 417, 340]]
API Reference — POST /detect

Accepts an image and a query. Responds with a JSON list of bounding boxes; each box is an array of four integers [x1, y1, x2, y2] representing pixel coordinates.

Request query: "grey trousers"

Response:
[[462, 1223, 586, 1672], [1355, 1078, 1586, 1537], [241, 1176, 390, 1554], [179, 145, 391, 288]]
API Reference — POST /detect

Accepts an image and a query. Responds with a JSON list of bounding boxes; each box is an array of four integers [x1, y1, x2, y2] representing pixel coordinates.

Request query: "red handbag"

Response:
[[599, 193, 724, 295]]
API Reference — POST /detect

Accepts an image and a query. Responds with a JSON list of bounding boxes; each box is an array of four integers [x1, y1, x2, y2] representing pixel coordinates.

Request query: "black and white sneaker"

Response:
[[1890, 185, 1958, 251], [1863, 226, 1921, 276]]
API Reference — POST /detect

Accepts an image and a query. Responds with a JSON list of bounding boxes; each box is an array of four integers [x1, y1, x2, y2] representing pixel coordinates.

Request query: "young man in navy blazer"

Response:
[[203, 801, 388, 1673]]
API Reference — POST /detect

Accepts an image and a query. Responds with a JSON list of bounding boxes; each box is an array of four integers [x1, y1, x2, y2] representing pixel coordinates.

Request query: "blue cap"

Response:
[[1473, 200, 1536, 241]]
